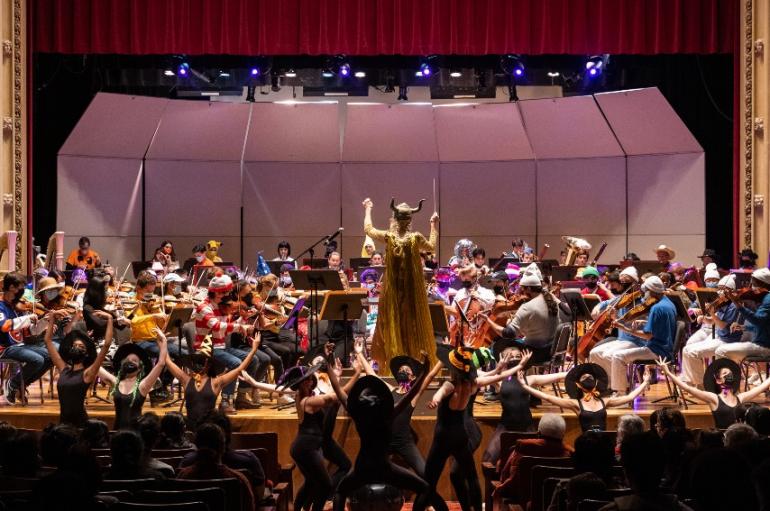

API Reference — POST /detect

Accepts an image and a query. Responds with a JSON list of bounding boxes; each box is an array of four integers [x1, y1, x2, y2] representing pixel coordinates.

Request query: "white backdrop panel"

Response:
[[244, 103, 341, 162], [146, 236, 241, 266], [439, 161, 536, 236], [536, 157, 627, 236], [595, 88, 702, 156], [434, 103, 534, 161], [341, 162, 439, 255], [627, 153, 705, 235], [146, 100, 251, 161], [537, 235, 628, 266], [628, 235, 705, 268], [145, 160, 241, 237], [242, 163, 341, 237], [342, 105, 437, 162], [59, 93, 168, 159], [63, 235, 141, 279], [57, 156, 143, 237], [518, 96, 624, 160]]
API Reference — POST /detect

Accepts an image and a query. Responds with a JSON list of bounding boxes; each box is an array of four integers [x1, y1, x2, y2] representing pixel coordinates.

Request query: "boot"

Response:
[[235, 392, 261, 410], [219, 396, 237, 415]]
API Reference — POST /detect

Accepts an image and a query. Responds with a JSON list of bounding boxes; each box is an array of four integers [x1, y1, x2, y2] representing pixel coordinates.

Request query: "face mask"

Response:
[[192, 362, 207, 374], [163, 247, 172, 254], [493, 286, 505, 295], [461, 280, 473, 289], [740, 259, 753, 268], [13, 288, 24, 303], [280, 277, 292, 286], [172, 285, 182, 295], [579, 375, 597, 390], [706, 282, 718, 288], [644, 291, 652, 301], [195, 254, 204, 262], [69, 347, 86, 363], [44, 289, 60, 301], [395, 370, 411, 384], [584, 280, 597, 289], [722, 373, 734, 386], [365, 282, 375, 290], [121, 361, 139, 374]]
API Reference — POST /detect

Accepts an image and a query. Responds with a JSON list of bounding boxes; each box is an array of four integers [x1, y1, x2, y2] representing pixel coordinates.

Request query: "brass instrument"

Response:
[[562, 236, 592, 266]]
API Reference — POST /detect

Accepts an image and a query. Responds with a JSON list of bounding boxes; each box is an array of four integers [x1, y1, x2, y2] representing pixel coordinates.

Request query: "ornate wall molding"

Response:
[[11, 0, 23, 270], [744, 0, 754, 249]]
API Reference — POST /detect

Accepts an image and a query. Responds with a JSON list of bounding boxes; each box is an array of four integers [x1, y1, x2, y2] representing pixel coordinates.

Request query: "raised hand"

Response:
[[362, 198, 374, 209], [519, 349, 532, 366], [430, 212, 439, 224], [153, 327, 167, 345], [333, 357, 343, 377], [353, 338, 364, 355]]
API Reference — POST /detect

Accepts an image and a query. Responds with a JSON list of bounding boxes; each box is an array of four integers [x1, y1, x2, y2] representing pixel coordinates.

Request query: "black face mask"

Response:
[[69, 348, 86, 363], [461, 280, 473, 289], [13, 288, 24, 303], [395, 370, 411, 384], [579, 375, 597, 390], [121, 361, 139, 374], [493, 286, 505, 295], [242, 294, 254, 307], [740, 259, 754, 269], [192, 361, 208, 374], [722, 373, 735, 386]]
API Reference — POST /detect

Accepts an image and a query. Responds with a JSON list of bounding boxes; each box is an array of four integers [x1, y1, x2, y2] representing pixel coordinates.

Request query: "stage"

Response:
[[0, 379, 726, 497]]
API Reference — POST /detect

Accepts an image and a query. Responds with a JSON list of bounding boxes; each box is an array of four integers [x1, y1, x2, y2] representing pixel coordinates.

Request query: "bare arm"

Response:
[[475, 350, 533, 387], [84, 312, 113, 384], [526, 371, 568, 387], [656, 357, 718, 407], [605, 372, 650, 407], [738, 372, 770, 402], [412, 360, 443, 408], [44, 311, 67, 371], [213, 333, 261, 393], [138, 328, 168, 396], [327, 360, 350, 408], [394, 353, 429, 416], [518, 371, 579, 412], [164, 351, 190, 387], [428, 380, 454, 409], [416, 213, 439, 252]]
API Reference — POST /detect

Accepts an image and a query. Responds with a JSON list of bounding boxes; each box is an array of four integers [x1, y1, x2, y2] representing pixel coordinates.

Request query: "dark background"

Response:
[[32, 53, 733, 265]]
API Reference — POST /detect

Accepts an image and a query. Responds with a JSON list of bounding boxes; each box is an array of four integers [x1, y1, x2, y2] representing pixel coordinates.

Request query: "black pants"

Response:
[[333, 459, 427, 511], [450, 420, 483, 511], [291, 434, 332, 511], [389, 439, 426, 477]]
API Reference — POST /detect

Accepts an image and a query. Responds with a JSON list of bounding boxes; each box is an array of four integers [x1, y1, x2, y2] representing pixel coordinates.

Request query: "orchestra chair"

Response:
[[0, 359, 46, 405], [627, 320, 688, 407], [529, 465, 574, 511], [528, 322, 572, 398], [230, 431, 294, 511], [161, 478, 243, 511], [741, 355, 770, 392], [128, 488, 226, 511]]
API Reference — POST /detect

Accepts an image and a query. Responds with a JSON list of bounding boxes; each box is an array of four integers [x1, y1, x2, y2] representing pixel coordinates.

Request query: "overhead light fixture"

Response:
[[354, 71, 366, 78], [449, 70, 462, 78], [285, 69, 297, 78], [500, 55, 525, 78], [164, 69, 175, 77], [547, 71, 560, 77]]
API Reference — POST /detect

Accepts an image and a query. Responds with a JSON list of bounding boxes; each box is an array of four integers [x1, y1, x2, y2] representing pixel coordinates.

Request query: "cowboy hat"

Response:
[[565, 363, 609, 399], [36, 277, 64, 296], [654, 245, 676, 259], [703, 358, 741, 395]]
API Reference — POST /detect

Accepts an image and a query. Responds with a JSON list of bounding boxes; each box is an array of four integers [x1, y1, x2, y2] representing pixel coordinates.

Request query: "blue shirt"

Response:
[[642, 296, 677, 360], [0, 300, 23, 348], [741, 293, 770, 348], [715, 302, 742, 343], [598, 297, 645, 346]]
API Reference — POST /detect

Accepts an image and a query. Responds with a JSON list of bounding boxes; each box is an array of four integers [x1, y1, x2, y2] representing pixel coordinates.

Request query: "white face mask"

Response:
[[195, 254, 204, 262], [44, 289, 60, 301]]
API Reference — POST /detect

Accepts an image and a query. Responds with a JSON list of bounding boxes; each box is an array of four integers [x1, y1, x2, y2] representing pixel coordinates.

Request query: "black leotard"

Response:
[[389, 390, 425, 476], [577, 398, 607, 432], [58, 367, 89, 427], [291, 405, 332, 511], [500, 375, 534, 431], [113, 385, 147, 430], [184, 378, 217, 428], [712, 394, 740, 429]]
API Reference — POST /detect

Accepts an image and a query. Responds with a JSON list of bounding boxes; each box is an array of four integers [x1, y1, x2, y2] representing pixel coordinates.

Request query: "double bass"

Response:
[[577, 286, 641, 362], [470, 294, 528, 347]]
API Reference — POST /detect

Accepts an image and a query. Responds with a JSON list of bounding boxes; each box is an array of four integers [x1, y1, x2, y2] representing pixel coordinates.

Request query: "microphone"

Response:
[[323, 227, 344, 246]]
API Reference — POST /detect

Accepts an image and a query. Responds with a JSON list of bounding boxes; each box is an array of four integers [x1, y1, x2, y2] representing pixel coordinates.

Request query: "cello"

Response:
[[577, 286, 641, 362]]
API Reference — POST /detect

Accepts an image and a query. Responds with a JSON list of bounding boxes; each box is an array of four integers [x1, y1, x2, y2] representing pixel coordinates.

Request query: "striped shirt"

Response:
[[192, 298, 244, 350]]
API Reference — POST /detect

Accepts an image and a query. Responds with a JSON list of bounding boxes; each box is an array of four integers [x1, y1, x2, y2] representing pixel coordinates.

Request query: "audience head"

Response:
[[0, 421, 17, 461], [724, 423, 759, 449], [572, 430, 615, 481], [691, 448, 756, 511], [199, 410, 233, 447], [696, 429, 725, 451], [746, 406, 770, 436], [109, 430, 145, 476], [538, 413, 566, 441], [132, 412, 161, 454], [160, 412, 189, 445], [80, 419, 109, 449], [40, 423, 78, 468], [735, 402, 756, 423], [620, 431, 665, 492], [617, 414, 645, 446], [655, 407, 686, 437], [194, 423, 226, 465], [3, 432, 40, 477]]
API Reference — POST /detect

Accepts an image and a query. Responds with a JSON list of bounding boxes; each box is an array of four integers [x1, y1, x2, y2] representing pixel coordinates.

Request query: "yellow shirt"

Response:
[[129, 303, 160, 342]]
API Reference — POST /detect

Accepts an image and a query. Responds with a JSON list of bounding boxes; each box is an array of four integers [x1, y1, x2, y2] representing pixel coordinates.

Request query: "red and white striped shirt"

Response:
[[192, 298, 245, 350]]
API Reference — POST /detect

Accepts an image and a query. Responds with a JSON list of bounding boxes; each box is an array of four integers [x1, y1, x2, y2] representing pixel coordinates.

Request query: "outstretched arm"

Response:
[[655, 357, 717, 407], [394, 352, 429, 416], [517, 371, 579, 412], [606, 370, 650, 407], [84, 312, 114, 384], [527, 371, 568, 387], [476, 350, 533, 387], [738, 372, 770, 402], [363, 198, 388, 243], [164, 351, 190, 387], [138, 328, 168, 396], [44, 311, 67, 371], [213, 333, 261, 392]]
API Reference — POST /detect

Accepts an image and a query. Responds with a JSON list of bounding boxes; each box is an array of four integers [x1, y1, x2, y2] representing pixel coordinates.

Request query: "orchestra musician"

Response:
[[322, 251, 356, 364], [472, 248, 489, 275], [369, 251, 384, 266], [273, 240, 295, 263], [361, 236, 376, 258], [65, 236, 102, 270], [580, 266, 612, 301], [717, 268, 770, 363], [448, 239, 475, 268], [654, 244, 676, 271]]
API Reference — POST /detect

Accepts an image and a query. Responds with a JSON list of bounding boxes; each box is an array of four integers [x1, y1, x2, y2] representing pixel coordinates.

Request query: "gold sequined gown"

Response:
[[364, 222, 438, 373]]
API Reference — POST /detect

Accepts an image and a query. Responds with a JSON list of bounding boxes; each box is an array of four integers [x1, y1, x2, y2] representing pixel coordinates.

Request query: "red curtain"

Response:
[[32, 0, 736, 55]]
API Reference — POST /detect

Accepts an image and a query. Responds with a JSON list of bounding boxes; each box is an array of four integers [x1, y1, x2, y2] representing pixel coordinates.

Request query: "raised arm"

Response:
[[606, 370, 651, 407], [362, 198, 388, 243], [44, 311, 67, 371], [416, 213, 439, 252], [138, 328, 168, 396], [517, 371, 579, 412], [427, 380, 454, 409], [164, 350, 190, 387], [327, 360, 350, 408], [476, 350, 533, 387], [84, 311, 114, 384], [738, 371, 770, 402], [213, 333, 261, 392], [413, 360, 443, 408], [394, 352, 429, 416], [655, 357, 718, 407]]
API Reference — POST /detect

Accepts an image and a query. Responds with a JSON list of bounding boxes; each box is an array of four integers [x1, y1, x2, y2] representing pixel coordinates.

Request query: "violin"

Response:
[[616, 295, 659, 323], [577, 287, 641, 362], [471, 294, 528, 347]]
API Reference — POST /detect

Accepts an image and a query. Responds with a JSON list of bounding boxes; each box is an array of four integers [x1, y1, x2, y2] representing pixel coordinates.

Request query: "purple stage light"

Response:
[[514, 68, 523, 76], [340, 64, 350, 76], [589, 68, 598, 76], [250, 68, 259, 76], [178, 64, 188, 76]]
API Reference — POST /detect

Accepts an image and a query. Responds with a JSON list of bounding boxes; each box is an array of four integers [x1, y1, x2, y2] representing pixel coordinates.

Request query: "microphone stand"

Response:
[[294, 229, 343, 264]]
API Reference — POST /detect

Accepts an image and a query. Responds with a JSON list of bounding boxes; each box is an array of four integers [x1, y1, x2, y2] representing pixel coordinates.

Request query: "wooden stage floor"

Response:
[[0, 378, 735, 497]]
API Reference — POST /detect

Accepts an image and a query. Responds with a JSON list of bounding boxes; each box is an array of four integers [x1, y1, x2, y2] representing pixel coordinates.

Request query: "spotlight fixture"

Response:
[[397, 85, 408, 101], [322, 55, 352, 78], [321, 69, 335, 78], [247, 58, 273, 80], [164, 69, 175, 77], [585, 55, 609, 78], [339, 63, 351, 77], [178, 63, 190, 76], [499, 55, 525, 78], [547, 71, 560, 78], [218, 71, 231, 78], [449, 70, 462, 78], [250, 68, 260, 77], [354, 71, 366, 78], [284, 69, 297, 78]]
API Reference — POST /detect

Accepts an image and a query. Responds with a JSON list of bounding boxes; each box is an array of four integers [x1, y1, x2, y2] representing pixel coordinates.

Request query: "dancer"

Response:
[[412, 346, 533, 511], [163, 333, 260, 428], [328, 353, 431, 511], [363, 197, 439, 372], [482, 340, 567, 464], [518, 363, 651, 432], [44, 309, 113, 427], [282, 360, 361, 511], [100, 327, 168, 429], [657, 357, 770, 428]]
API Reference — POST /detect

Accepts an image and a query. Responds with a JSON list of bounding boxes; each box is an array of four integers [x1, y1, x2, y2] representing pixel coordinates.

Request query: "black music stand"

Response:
[[289, 270, 345, 347], [635, 260, 666, 277], [429, 302, 450, 339], [491, 257, 519, 272], [349, 258, 372, 271], [302, 258, 330, 269], [267, 260, 296, 276], [162, 306, 194, 408], [560, 289, 592, 367], [281, 297, 308, 353], [319, 291, 366, 364], [551, 265, 583, 283]]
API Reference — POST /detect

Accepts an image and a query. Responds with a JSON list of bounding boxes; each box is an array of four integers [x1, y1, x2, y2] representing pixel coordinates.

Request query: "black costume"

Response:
[[291, 406, 332, 511], [483, 375, 534, 464], [58, 367, 89, 427], [450, 391, 483, 511], [389, 390, 425, 476], [113, 387, 147, 430], [577, 398, 607, 432], [184, 378, 217, 428], [712, 394, 740, 429]]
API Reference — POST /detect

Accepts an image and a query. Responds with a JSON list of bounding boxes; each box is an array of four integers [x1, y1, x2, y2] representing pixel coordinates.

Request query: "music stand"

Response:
[[491, 257, 519, 272], [349, 258, 372, 271], [131, 261, 152, 279], [290, 270, 345, 347], [281, 297, 308, 353], [302, 258, 329, 269], [319, 291, 366, 364], [635, 260, 666, 277], [267, 260, 296, 276], [731, 270, 753, 289], [429, 302, 450, 338], [664, 292, 689, 321], [560, 289, 593, 366], [695, 289, 719, 313], [550, 266, 583, 283], [162, 306, 194, 408]]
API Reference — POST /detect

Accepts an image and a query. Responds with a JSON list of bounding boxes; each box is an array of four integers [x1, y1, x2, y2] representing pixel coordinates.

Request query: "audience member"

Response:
[[79, 419, 110, 449], [690, 448, 757, 511], [2, 432, 41, 478], [746, 406, 770, 436], [615, 414, 645, 459], [724, 423, 759, 449], [132, 412, 175, 478], [40, 423, 78, 468], [106, 430, 165, 480], [177, 423, 256, 511], [158, 411, 194, 449]]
